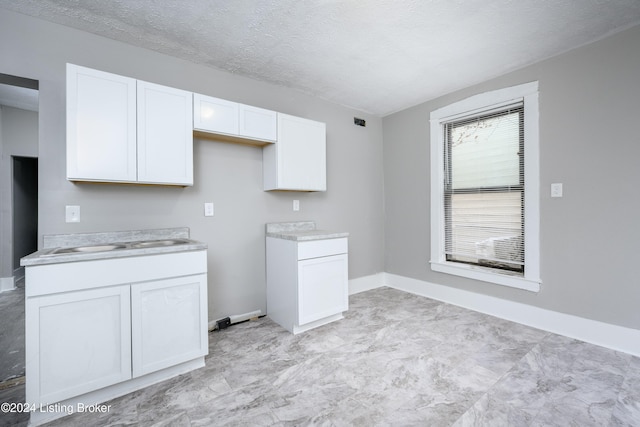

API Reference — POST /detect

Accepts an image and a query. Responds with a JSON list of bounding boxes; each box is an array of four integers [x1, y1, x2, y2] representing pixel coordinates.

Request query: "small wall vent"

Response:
[[354, 117, 366, 127]]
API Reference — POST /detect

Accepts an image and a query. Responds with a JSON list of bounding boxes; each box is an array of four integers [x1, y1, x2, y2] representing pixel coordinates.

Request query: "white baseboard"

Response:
[[348, 273, 385, 295], [382, 273, 640, 357], [0, 276, 15, 293]]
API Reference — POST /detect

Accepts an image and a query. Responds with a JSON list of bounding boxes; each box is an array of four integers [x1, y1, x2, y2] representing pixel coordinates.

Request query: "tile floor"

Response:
[[0, 280, 25, 384], [1, 286, 639, 426]]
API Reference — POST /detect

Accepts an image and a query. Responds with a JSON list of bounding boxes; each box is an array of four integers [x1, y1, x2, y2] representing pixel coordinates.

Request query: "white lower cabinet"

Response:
[[24, 251, 208, 425], [298, 254, 348, 325], [266, 237, 348, 334], [131, 275, 208, 377], [27, 285, 132, 405]]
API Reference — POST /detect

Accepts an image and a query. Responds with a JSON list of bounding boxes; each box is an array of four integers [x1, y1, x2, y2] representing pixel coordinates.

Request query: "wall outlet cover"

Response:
[[204, 202, 214, 217], [65, 205, 80, 223]]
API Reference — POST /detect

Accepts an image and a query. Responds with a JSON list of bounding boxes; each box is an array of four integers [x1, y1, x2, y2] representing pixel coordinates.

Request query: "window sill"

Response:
[[430, 260, 540, 292]]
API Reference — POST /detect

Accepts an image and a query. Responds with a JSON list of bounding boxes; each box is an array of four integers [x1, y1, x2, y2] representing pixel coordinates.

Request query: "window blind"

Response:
[[443, 104, 524, 273]]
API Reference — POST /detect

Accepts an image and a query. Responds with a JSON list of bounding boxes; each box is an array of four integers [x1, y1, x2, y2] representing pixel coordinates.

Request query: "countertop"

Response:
[[21, 228, 207, 267], [265, 221, 349, 241]]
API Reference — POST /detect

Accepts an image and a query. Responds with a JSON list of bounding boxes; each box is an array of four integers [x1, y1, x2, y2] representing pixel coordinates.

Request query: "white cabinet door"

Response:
[[26, 285, 131, 405], [263, 113, 326, 191], [297, 253, 348, 325], [66, 64, 137, 182], [193, 93, 239, 135], [193, 94, 277, 144], [137, 81, 193, 185], [239, 104, 277, 142], [131, 274, 208, 377]]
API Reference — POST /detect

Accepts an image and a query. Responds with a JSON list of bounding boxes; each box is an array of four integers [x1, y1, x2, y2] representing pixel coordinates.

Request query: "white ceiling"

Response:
[[2, 0, 640, 116]]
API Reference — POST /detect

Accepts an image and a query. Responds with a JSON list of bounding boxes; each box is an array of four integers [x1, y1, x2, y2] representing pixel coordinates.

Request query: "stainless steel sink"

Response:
[[130, 239, 190, 248], [47, 244, 127, 255], [43, 239, 191, 256]]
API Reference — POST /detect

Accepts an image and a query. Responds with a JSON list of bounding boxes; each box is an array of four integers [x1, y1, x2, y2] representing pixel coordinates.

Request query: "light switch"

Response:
[[551, 183, 563, 198], [293, 200, 300, 211], [204, 202, 214, 217], [65, 205, 80, 223]]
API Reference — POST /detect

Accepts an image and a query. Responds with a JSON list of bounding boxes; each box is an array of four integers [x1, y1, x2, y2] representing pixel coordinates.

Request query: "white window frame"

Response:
[[430, 82, 540, 292]]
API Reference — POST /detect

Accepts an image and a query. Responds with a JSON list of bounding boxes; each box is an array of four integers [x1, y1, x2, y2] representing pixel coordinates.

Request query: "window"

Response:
[[430, 82, 540, 292]]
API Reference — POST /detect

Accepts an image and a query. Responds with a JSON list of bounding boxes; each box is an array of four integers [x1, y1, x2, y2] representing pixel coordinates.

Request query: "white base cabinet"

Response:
[[298, 254, 348, 325], [266, 237, 347, 334], [131, 276, 208, 377], [27, 285, 132, 405], [25, 251, 208, 425]]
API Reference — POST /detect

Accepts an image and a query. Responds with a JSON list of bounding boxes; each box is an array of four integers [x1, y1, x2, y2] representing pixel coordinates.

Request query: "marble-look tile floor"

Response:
[[0, 280, 25, 384], [3, 287, 640, 426]]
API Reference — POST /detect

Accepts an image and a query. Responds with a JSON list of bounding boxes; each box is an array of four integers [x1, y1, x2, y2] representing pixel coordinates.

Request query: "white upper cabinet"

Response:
[[239, 104, 277, 141], [66, 64, 193, 186], [193, 94, 239, 135], [263, 113, 327, 192], [137, 81, 193, 185], [193, 93, 277, 144], [67, 64, 137, 182]]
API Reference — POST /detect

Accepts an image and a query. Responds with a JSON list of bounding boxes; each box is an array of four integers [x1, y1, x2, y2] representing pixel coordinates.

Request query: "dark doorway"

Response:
[[12, 156, 38, 278]]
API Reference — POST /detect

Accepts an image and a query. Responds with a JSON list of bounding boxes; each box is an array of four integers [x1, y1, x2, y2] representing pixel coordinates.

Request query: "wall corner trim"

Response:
[[0, 276, 16, 292]]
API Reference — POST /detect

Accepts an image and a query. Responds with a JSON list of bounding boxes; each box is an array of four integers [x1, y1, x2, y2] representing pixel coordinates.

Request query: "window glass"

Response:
[[448, 111, 521, 189]]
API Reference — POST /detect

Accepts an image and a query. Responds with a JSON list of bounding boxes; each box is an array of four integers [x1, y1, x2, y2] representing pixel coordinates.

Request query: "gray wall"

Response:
[[0, 106, 38, 281], [383, 24, 640, 330], [0, 10, 385, 321]]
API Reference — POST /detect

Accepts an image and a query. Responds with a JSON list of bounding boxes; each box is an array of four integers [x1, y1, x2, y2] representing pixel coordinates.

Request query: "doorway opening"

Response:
[[0, 73, 38, 390], [0, 73, 38, 291], [12, 156, 38, 282]]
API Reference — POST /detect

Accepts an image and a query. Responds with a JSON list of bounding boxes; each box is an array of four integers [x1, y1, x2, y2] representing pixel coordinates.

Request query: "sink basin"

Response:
[[43, 239, 190, 256], [47, 244, 127, 255], [130, 239, 190, 248], [71, 244, 127, 252], [41, 238, 192, 257]]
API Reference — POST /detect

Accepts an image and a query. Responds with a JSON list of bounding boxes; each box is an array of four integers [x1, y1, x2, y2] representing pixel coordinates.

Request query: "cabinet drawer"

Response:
[[297, 238, 347, 260], [26, 250, 207, 297]]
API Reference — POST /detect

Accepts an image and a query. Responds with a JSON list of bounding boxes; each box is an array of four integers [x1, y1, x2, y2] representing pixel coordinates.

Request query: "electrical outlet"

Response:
[[293, 200, 300, 211], [551, 183, 563, 198], [65, 205, 80, 223]]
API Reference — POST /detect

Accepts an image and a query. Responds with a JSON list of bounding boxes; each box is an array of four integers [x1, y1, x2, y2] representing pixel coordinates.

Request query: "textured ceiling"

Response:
[[1, 1, 640, 116]]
